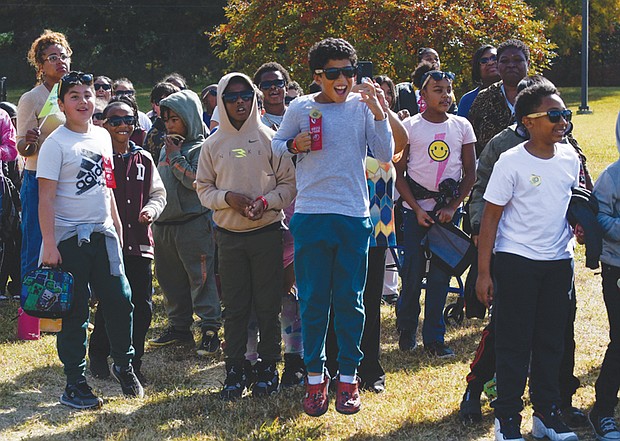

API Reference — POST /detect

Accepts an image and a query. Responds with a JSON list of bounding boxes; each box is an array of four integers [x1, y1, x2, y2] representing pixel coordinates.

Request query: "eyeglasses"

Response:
[[479, 55, 497, 65], [259, 79, 286, 90], [314, 66, 356, 80], [105, 115, 137, 127], [92, 112, 105, 121], [115, 90, 135, 97], [525, 109, 572, 123], [222, 90, 254, 103], [94, 83, 111, 91], [44, 54, 71, 64], [420, 70, 455, 89], [208, 89, 217, 96], [59, 71, 93, 97]]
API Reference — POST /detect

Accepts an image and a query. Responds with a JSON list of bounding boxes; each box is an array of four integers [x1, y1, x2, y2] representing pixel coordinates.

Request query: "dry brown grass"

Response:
[[0, 87, 619, 440]]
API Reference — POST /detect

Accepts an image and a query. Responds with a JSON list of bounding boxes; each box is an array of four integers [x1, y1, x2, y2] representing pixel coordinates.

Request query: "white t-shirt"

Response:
[[484, 142, 580, 261], [37, 125, 114, 227], [402, 113, 476, 210]]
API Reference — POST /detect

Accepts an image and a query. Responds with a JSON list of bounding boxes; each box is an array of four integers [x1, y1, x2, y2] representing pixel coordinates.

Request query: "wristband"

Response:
[[288, 138, 300, 154], [257, 196, 268, 210]]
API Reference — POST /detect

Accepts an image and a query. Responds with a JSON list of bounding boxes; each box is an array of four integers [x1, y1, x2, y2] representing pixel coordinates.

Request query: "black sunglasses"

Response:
[[105, 115, 137, 127], [259, 79, 286, 90], [420, 70, 455, 89], [208, 89, 217, 97], [314, 66, 356, 80], [59, 71, 93, 96], [115, 90, 135, 97], [92, 112, 105, 121], [525, 109, 572, 123], [94, 83, 112, 91], [222, 90, 254, 103], [479, 55, 497, 65]]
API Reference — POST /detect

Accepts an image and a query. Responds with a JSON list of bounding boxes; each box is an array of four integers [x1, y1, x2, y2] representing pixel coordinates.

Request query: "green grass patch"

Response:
[[1, 88, 619, 440]]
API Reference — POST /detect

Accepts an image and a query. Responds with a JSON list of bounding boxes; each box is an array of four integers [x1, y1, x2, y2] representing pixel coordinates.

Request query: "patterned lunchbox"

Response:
[[21, 266, 74, 318]]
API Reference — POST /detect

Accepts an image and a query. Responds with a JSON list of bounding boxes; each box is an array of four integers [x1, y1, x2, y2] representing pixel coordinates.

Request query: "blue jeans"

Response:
[[396, 207, 453, 345], [20, 171, 42, 292], [290, 213, 371, 376]]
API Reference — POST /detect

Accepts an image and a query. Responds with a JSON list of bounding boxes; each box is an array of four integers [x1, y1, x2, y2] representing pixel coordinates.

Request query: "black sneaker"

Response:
[[60, 379, 103, 410], [589, 409, 620, 441], [196, 328, 220, 356], [424, 341, 455, 358], [134, 369, 148, 386], [561, 405, 588, 429], [252, 361, 279, 397], [281, 353, 306, 388], [459, 388, 482, 423], [494, 415, 524, 441], [398, 329, 417, 352], [149, 327, 194, 347], [532, 406, 578, 440], [220, 362, 247, 400], [110, 364, 144, 398], [89, 355, 110, 379], [244, 360, 258, 388]]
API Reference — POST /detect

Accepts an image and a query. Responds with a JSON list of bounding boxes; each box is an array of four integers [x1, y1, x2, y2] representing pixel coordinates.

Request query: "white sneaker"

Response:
[[532, 409, 579, 441]]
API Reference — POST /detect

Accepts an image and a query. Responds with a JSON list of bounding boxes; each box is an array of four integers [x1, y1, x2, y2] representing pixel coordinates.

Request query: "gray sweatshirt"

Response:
[[594, 111, 620, 267], [272, 92, 393, 217]]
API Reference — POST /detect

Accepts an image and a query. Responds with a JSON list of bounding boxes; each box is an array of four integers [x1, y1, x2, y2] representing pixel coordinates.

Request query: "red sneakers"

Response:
[[303, 374, 330, 417], [335, 378, 361, 415]]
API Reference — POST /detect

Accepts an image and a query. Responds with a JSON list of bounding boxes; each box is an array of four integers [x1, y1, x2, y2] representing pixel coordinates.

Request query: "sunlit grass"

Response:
[[1, 88, 619, 440]]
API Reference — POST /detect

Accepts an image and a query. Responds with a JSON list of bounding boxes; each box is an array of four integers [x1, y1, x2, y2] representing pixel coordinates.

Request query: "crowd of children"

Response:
[[1, 29, 619, 441]]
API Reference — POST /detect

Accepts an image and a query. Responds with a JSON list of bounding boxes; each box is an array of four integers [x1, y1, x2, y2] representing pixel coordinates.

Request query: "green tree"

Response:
[[211, 0, 556, 91]]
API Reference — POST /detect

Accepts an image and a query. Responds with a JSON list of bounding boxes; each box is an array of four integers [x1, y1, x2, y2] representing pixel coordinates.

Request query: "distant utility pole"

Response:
[[578, 0, 593, 114]]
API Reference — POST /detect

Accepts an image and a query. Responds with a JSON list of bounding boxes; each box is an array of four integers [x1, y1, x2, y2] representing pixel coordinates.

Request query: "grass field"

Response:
[[0, 88, 619, 440]]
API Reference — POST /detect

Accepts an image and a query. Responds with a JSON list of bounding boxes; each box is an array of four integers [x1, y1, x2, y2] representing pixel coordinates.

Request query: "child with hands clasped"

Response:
[[272, 38, 394, 417], [37, 72, 143, 410], [196, 73, 296, 400], [395, 70, 476, 357], [476, 83, 579, 441]]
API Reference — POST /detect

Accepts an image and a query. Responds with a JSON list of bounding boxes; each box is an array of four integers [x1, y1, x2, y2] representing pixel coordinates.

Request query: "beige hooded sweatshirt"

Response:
[[196, 72, 296, 232]]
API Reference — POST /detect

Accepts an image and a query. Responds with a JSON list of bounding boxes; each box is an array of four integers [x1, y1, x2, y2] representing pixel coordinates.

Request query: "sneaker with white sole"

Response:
[[495, 415, 525, 441], [532, 406, 578, 440], [60, 379, 103, 410]]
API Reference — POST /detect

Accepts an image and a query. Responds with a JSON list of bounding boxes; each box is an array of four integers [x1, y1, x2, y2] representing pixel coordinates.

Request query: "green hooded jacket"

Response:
[[156, 89, 209, 223]]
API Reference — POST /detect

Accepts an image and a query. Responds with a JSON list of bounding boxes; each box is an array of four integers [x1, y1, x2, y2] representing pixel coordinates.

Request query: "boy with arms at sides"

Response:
[[477, 83, 579, 441], [272, 37, 394, 416], [196, 73, 296, 399], [150, 89, 222, 356], [38, 72, 143, 410], [88, 100, 166, 384]]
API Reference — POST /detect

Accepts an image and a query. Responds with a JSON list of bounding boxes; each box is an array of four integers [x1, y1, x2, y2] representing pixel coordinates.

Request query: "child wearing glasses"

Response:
[[38, 72, 143, 409], [88, 100, 166, 385], [272, 37, 394, 416], [196, 72, 296, 400], [476, 83, 579, 441], [395, 70, 476, 358], [150, 89, 222, 358], [253, 62, 291, 130]]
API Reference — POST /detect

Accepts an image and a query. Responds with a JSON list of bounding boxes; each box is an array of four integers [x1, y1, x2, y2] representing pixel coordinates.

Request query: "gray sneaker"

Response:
[[111, 364, 144, 398]]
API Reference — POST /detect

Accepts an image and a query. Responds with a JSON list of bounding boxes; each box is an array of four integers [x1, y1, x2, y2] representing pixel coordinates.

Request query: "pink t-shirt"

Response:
[[402, 113, 476, 211]]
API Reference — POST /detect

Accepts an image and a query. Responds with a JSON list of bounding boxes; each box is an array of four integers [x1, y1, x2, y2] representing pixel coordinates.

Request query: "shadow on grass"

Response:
[[0, 357, 321, 440]]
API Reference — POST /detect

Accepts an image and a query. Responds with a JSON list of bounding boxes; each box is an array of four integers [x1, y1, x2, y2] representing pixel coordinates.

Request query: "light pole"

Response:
[[578, 0, 593, 114]]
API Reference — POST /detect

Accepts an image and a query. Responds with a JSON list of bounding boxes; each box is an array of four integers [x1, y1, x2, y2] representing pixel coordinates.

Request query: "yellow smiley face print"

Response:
[[428, 140, 450, 162]]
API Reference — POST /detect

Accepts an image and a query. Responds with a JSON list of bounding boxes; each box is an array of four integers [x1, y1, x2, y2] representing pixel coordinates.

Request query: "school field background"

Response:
[[0, 87, 618, 440]]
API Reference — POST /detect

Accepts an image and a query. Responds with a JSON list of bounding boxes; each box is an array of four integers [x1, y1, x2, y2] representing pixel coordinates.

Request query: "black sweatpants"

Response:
[[492, 252, 573, 418]]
